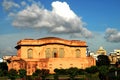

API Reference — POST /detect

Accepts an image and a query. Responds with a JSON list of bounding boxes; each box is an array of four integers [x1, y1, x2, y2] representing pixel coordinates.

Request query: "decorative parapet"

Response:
[[16, 37, 87, 49]]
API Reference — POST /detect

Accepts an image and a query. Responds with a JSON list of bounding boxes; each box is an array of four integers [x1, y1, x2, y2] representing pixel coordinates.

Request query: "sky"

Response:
[[0, 0, 120, 57]]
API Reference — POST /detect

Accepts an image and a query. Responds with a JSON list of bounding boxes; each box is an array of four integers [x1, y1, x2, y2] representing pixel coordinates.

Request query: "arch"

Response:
[[76, 49, 81, 58], [27, 48, 33, 58], [52, 48, 58, 58], [45, 48, 51, 58], [59, 48, 65, 58], [54, 52, 57, 58]]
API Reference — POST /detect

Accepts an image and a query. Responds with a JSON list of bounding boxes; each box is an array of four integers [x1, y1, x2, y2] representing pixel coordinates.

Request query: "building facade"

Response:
[[109, 49, 120, 65], [7, 37, 95, 75]]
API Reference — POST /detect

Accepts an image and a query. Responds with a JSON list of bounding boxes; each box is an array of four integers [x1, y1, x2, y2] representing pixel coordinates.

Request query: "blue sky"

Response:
[[0, 0, 120, 57]]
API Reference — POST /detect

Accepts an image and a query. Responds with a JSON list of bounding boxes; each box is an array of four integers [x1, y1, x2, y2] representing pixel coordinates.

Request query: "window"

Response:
[[76, 49, 80, 58], [45, 48, 51, 58], [39, 52, 40, 56], [59, 48, 65, 58], [27, 48, 33, 58], [52, 48, 58, 58]]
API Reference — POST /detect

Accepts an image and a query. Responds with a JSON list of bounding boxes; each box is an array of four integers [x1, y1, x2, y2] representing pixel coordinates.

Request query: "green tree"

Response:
[[0, 69, 8, 77], [18, 69, 27, 79], [0, 62, 8, 71], [66, 67, 78, 80], [96, 55, 110, 66], [54, 68, 67, 80], [85, 66, 99, 80], [33, 69, 49, 80], [41, 69, 50, 80], [85, 66, 98, 74], [32, 69, 41, 79], [54, 68, 59, 80], [78, 69, 85, 75], [8, 69, 18, 80], [0, 62, 8, 76], [98, 66, 109, 80]]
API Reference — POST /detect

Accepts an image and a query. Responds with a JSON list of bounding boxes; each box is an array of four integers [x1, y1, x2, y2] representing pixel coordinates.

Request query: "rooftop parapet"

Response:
[[16, 37, 87, 49]]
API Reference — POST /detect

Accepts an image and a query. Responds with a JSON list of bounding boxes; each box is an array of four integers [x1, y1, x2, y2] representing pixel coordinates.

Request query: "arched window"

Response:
[[27, 48, 33, 58], [59, 48, 65, 58], [76, 49, 80, 58], [54, 53, 57, 58], [52, 48, 58, 58], [45, 48, 51, 58]]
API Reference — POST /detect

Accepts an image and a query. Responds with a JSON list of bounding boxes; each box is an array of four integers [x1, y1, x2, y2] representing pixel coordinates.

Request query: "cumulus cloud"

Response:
[[2, 0, 20, 11], [11, 1, 92, 38], [105, 28, 120, 42]]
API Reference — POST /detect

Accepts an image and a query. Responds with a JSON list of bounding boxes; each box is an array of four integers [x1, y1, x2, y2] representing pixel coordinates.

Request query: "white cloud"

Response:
[[21, 1, 26, 6], [10, 1, 92, 38], [52, 1, 76, 20], [2, 0, 20, 11], [105, 28, 120, 42]]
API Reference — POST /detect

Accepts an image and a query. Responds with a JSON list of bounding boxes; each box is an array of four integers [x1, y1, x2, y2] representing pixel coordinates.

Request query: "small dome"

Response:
[[99, 46, 104, 50]]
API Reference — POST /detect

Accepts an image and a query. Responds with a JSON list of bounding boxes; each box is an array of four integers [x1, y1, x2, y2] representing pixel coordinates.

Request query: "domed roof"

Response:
[[99, 46, 104, 50]]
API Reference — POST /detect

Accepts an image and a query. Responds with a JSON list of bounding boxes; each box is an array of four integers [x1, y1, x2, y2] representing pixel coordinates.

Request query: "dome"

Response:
[[99, 46, 104, 50]]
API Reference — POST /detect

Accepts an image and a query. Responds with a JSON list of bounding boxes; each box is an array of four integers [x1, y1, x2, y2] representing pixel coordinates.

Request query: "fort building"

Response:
[[7, 37, 95, 75]]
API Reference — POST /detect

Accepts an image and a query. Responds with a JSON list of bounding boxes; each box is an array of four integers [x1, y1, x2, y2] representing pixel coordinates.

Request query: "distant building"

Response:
[[89, 52, 98, 60], [6, 37, 95, 75], [109, 49, 120, 65], [96, 46, 107, 55], [90, 46, 107, 60], [0, 58, 3, 62], [2, 56, 12, 62]]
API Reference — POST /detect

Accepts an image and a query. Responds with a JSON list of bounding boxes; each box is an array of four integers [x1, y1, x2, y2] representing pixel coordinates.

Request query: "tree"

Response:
[[66, 67, 78, 80], [18, 69, 27, 79], [54, 68, 67, 80], [41, 69, 50, 80], [85, 66, 98, 74], [96, 55, 110, 66], [54, 68, 67, 75], [85, 66, 99, 80], [0, 62, 8, 77], [32, 69, 41, 79], [78, 69, 85, 75], [8, 69, 18, 80], [0, 62, 8, 71], [54, 68, 59, 80], [33, 69, 49, 80], [98, 66, 109, 80]]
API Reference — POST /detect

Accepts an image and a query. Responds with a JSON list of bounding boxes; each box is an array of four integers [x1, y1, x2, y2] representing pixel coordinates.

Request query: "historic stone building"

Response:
[[96, 46, 107, 55], [7, 37, 95, 75]]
